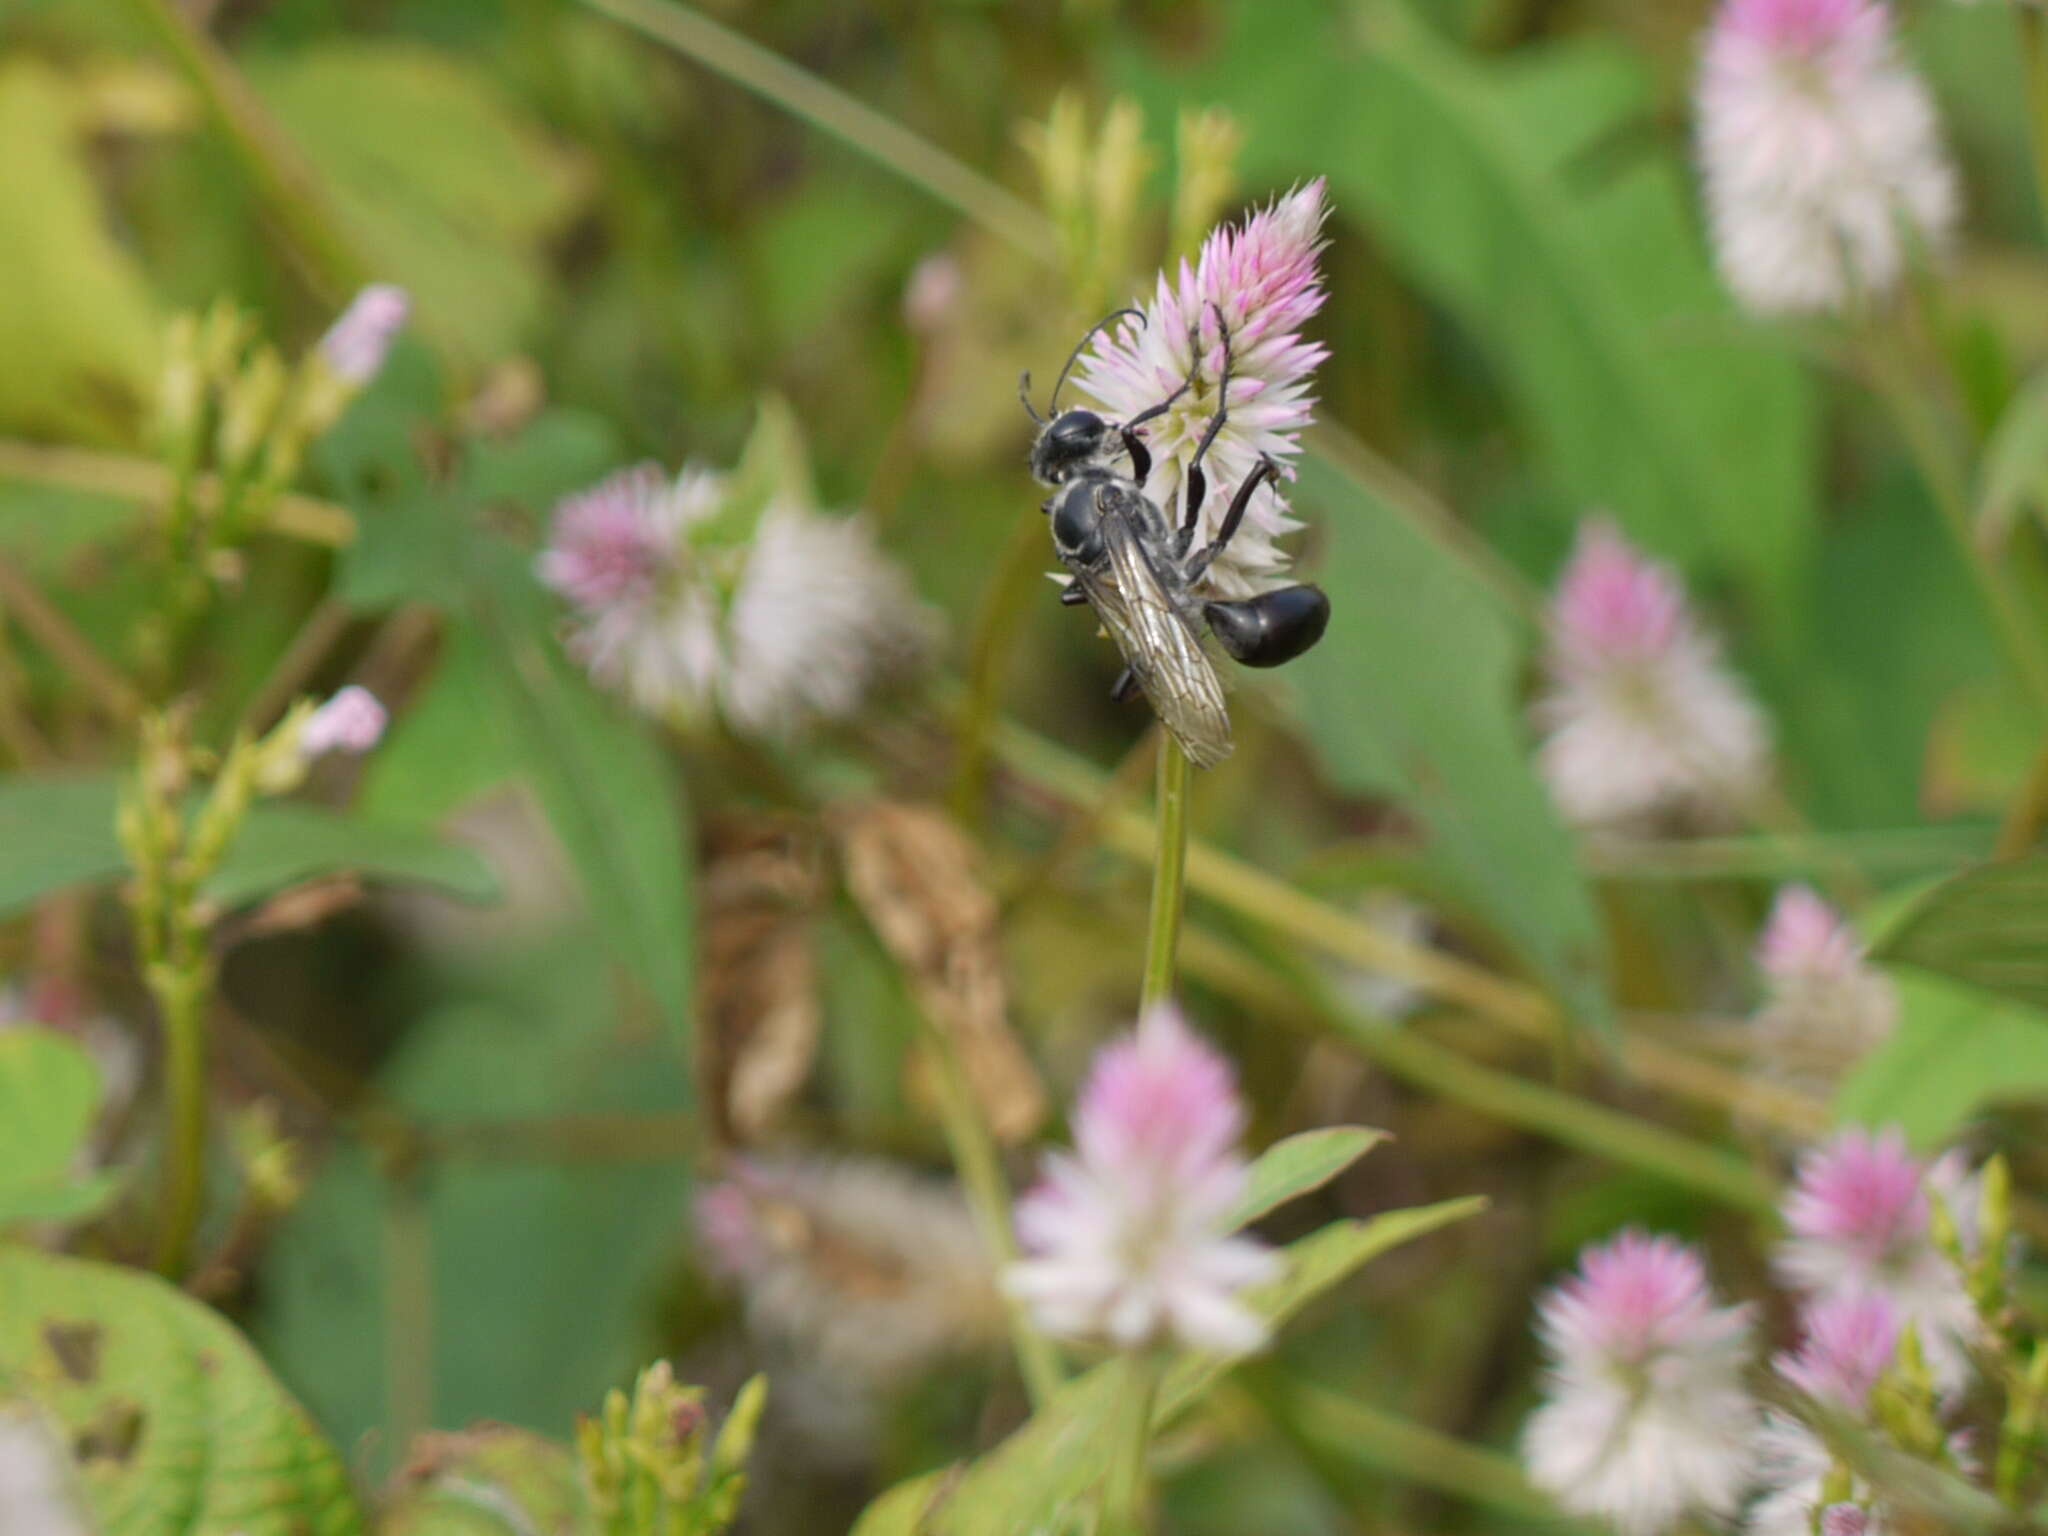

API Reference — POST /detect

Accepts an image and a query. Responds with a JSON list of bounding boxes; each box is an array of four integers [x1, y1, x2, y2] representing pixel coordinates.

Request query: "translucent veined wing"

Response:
[[1066, 490, 1233, 768]]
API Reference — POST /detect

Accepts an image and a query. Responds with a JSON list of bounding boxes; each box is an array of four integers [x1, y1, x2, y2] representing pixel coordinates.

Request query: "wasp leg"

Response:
[[1120, 429, 1153, 487], [1177, 306, 1235, 553], [1059, 583, 1089, 607], [1187, 453, 1279, 583], [1110, 667, 1141, 702]]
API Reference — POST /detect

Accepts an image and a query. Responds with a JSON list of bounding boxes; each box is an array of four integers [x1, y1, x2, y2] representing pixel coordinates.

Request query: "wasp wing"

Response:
[[1067, 494, 1233, 768]]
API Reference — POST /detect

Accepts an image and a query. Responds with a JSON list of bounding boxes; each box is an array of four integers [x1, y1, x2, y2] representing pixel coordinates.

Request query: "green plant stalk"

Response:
[[1139, 739, 1192, 1012], [925, 1028, 1063, 1407], [1102, 1353, 1163, 1536], [148, 951, 214, 1276], [1178, 927, 1778, 1215]]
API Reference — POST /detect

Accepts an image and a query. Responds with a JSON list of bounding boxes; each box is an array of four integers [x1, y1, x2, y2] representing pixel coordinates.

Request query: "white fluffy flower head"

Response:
[[695, 1156, 1002, 1384], [538, 463, 935, 737], [1005, 1004, 1280, 1356], [1536, 520, 1773, 833], [1696, 0, 1958, 315], [1523, 1231, 1760, 1536], [1775, 1129, 1982, 1396], [1074, 181, 1330, 596]]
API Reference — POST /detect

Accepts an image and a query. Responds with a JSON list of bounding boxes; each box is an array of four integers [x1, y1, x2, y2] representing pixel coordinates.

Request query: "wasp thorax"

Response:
[[1049, 476, 1109, 565], [1030, 409, 1110, 486]]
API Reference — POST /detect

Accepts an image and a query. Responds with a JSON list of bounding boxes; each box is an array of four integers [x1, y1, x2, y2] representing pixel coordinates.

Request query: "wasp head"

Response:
[[1029, 409, 1112, 487]]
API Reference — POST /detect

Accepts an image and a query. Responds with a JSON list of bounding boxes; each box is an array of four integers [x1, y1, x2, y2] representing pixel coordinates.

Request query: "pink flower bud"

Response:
[[318, 285, 411, 386], [300, 686, 387, 758]]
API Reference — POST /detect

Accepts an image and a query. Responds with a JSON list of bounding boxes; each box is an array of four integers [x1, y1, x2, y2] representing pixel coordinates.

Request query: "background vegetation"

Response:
[[6, 0, 2048, 1530]]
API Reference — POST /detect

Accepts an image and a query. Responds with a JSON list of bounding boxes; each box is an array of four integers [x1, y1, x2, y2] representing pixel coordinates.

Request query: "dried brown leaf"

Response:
[[830, 801, 1045, 1144], [699, 818, 825, 1145]]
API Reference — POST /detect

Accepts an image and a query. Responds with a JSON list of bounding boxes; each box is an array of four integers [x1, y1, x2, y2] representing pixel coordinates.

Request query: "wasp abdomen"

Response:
[[1203, 585, 1331, 668]]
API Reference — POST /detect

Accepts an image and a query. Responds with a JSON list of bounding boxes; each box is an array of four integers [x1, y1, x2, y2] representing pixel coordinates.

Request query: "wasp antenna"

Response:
[[1018, 370, 1044, 424], [1049, 306, 1144, 415]]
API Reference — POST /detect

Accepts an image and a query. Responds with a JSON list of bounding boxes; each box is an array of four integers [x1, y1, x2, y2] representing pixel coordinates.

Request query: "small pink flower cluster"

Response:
[[1535, 521, 1772, 832], [1523, 1127, 1994, 1535]]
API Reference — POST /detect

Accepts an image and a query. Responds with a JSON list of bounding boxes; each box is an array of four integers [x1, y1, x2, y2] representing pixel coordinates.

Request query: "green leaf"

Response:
[[1872, 855, 2048, 1009], [1975, 369, 2048, 545], [251, 42, 587, 364], [1225, 1126, 1387, 1231], [0, 774, 499, 919], [0, 1247, 365, 1535], [1837, 970, 2048, 1149], [924, 1196, 1486, 1536], [471, 548, 695, 1070], [849, 1472, 950, 1536], [258, 932, 691, 1475], [206, 803, 500, 909], [698, 394, 817, 546], [0, 60, 159, 444], [0, 774, 131, 919], [1289, 456, 1612, 1036], [0, 1029, 117, 1227], [1333, 5, 1815, 613], [378, 1426, 587, 1535]]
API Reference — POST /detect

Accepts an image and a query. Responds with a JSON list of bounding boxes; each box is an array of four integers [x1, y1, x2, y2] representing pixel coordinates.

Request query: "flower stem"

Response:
[[925, 1028, 1063, 1407], [1139, 738, 1192, 1012], [1101, 1352, 1163, 1535]]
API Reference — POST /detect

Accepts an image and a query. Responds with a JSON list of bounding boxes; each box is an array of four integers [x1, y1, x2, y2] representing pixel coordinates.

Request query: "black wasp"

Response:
[[1021, 306, 1330, 768]]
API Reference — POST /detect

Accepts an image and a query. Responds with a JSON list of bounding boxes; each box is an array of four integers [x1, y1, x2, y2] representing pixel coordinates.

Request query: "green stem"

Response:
[[1863, 331, 2048, 721], [1139, 739, 1191, 1012], [925, 1029, 1063, 1407], [2022, 10, 2048, 243], [1101, 1353, 1163, 1536], [575, 0, 1056, 261], [150, 955, 213, 1276]]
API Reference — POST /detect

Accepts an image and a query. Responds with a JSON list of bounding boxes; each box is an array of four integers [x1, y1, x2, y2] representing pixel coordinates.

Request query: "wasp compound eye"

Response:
[[1050, 410, 1106, 448]]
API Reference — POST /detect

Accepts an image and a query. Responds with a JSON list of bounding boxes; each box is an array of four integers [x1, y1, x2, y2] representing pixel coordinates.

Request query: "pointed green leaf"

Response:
[[1226, 1126, 1387, 1231], [1871, 855, 2048, 1010], [1977, 369, 2048, 545], [470, 549, 696, 1074], [0, 1248, 364, 1534], [0, 774, 497, 919], [926, 1195, 1486, 1536], [1837, 970, 2048, 1149]]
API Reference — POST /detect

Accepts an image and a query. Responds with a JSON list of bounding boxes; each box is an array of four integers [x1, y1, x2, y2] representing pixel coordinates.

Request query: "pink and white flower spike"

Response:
[[1005, 1004, 1280, 1355], [1522, 1231, 1759, 1535], [1697, 0, 1958, 315]]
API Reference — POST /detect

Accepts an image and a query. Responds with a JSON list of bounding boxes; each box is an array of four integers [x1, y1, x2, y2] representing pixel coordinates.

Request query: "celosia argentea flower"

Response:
[[1073, 180, 1329, 596], [538, 463, 934, 737], [1522, 1231, 1759, 1536], [1749, 885, 1899, 1097], [1005, 1004, 1280, 1355], [1748, 1292, 1903, 1536], [1776, 1128, 1980, 1395], [1696, 0, 1958, 316], [1535, 520, 1772, 832], [695, 1157, 1001, 1385]]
